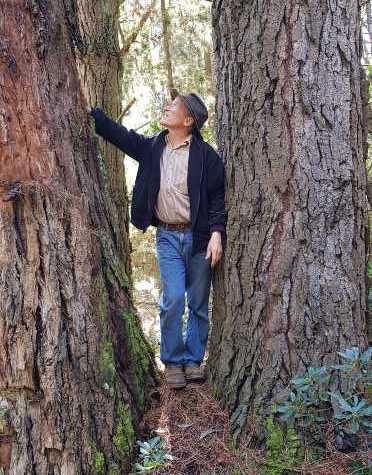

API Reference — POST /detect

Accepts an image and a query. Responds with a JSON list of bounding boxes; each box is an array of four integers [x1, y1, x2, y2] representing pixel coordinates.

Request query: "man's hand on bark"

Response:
[[206, 231, 223, 268]]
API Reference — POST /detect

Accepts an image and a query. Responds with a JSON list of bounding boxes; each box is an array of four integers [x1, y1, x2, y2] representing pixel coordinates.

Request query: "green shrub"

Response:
[[132, 436, 173, 473], [273, 347, 371, 448]]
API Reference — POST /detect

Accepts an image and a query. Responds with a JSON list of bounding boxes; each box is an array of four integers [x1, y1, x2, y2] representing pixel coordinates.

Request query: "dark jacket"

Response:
[[90, 108, 227, 255]]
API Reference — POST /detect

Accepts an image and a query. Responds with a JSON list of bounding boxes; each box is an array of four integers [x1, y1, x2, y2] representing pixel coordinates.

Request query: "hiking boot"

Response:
[[164, 366, 186, 389], [184, 365, 205, 382]]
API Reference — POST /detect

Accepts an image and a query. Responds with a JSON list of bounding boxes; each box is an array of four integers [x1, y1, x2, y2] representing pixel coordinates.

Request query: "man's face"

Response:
[[160, 97, 194, 130]]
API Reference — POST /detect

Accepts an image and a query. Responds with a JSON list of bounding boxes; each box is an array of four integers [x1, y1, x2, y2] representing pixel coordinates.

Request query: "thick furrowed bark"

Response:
[[0, 1, 157, 473], [73, 0, 132, 285], [209, 0, 368, 444]]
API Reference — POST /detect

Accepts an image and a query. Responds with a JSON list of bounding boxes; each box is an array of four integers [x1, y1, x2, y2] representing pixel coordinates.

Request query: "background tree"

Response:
[[0, 1, 156, 473], [74, 0, 132, 282], [160, 0, 177, 99], [361, 1, 372, 345], [209, 0, 369, 444]]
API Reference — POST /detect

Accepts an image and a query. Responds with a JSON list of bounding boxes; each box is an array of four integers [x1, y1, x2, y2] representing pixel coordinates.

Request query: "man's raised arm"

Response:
[[87, 107, 149, 162]]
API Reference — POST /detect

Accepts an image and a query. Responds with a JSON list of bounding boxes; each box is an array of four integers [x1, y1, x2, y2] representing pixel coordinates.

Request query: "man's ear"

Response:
[[184, 116, 194, 128]]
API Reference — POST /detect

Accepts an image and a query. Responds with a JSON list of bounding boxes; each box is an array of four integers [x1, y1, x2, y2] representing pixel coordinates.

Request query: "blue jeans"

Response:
[[156, 226, 212, 368]]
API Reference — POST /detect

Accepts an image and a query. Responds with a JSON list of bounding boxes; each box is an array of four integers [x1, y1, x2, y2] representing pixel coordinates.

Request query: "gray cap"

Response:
[[178, 93, 208, 130]]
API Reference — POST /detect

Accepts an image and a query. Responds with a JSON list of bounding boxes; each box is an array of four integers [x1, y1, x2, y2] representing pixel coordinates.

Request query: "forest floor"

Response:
[[138, 374, 259, 475], [136, 372, 369, 475]]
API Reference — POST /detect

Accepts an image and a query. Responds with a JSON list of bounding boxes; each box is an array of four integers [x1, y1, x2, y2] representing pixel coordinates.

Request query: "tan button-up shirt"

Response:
[[154, 134, 192, 224]]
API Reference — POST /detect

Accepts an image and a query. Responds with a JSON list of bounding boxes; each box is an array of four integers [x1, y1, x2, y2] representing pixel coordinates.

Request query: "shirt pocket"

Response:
[[172, 155, 189, 195]]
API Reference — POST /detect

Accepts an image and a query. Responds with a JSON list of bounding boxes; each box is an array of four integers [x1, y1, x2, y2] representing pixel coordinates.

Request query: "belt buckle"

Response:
[[160, 221, 189, 231]]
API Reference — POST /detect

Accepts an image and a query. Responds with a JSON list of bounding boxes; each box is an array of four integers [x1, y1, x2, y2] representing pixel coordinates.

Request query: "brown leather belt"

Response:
[[158, 220, 191, 231]]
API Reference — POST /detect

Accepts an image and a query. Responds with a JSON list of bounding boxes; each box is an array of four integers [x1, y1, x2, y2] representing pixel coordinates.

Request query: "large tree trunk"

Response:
[[209, 0, 368, 444], [0, 1, 157, 473]]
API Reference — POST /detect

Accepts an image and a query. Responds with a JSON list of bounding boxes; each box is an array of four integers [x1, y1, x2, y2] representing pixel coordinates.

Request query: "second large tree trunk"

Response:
[[0, 1, 157, 473], [209, 0, 368, 444], [73, 0, 132, 284]]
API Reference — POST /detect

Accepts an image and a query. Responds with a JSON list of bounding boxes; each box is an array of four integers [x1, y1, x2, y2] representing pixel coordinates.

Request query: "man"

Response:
[[88, 93, 226, 389]]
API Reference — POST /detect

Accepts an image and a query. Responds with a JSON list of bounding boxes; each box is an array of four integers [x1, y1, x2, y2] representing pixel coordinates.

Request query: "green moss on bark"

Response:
[[90, 228, 157, 471], [101, 339, 116, 389], [93, 275, 117, 390], [122, 311, 150, 371], [106, 265, 129, 291], [113, 400, 135, 459], [89, 394, 136, 473], [122, 310, 158, 410], [98, 229, 129, 290], [108, 463, 120, 475], [88, 438, 106, 475], [94, 450, 105, 475]]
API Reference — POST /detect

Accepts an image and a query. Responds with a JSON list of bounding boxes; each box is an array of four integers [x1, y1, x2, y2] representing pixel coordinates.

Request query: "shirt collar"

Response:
[[165, 133, 192, 150]]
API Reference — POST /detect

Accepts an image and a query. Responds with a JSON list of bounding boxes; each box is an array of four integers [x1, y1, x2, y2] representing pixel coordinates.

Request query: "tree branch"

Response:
[[120, 0, 157, 56], [116, 98, 136, 122]]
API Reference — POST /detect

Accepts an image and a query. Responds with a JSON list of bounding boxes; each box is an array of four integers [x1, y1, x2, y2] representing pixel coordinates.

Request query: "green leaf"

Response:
[[354, 399, 367, 412], [331, 392, 352, 412], [348, 460, 370, 475], [349, 419, 360, 434], [360, 347, 372, 365], [337, 348, 359, 361], [291, 377, 306, 385], [148, 436, 162, 447], [134, 462, 148, 472], [143, 460, 157, 468], [309, 366, 328, 377], [153, 452, 163, 462], [360, 405, 372, 416], [335, 414, 346, 420], [332, 364, 350, 371]]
